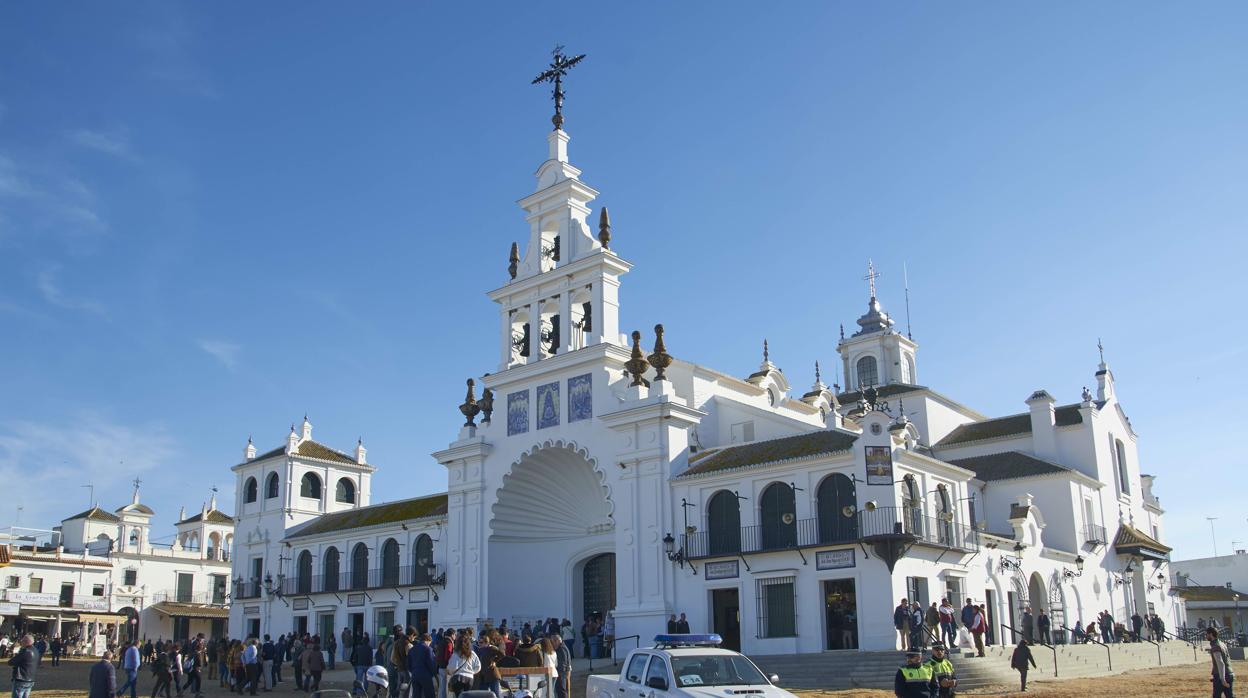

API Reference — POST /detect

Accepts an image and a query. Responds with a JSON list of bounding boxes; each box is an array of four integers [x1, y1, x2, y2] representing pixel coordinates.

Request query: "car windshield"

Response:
[[669, 655, 769, 687]]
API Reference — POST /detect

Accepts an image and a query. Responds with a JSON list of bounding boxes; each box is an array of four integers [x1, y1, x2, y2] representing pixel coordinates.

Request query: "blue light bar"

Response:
[[653, 634, 723, 647]]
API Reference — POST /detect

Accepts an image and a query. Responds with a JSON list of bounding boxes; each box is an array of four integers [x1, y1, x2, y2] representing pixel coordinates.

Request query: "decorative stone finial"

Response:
[[648, 324, 673, 382], [508, 242, 519, 280], [625, 330, 650, 387], [815, 361, 822, 385], [355, 437, 367, 465], [839, 324, 845, 341], [598, 207, 611, 249], [479, 387, 495, 423], [459, 378, 482, 427], [763, 339, 770, 364]]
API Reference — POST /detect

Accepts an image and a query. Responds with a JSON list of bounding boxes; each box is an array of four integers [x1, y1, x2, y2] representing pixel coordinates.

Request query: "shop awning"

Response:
[[78, 613, 127, 624], [149, 602, 229, 620]]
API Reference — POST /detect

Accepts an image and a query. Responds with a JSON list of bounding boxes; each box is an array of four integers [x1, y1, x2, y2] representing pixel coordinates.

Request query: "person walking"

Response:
[[118, 640, 141, 698], [325, 634, 336, 672], [435, 630, 455, 698], [150, 643, 173, 698], [926, 604, 941, 647], [389, 626, 411, 698], [925, 643, 957, 698], [446, 636, 479, 698], [304, 641, 325, 693], [1010, 639, 1036, 692], [292, 634, 306, 692], [539, 638, 559, 694], [1131, 612, 1144, 643], [893, 649, 935, 698], [894, 598, 911, 651], [552, 635, 572, 698], [241, 639, 261, 696], [49, 637, 62, 668], [351, 636, 373, 690], [938, 599, 957, 650], [90, 650, 117, 698], [408, 634, 437, 698], [909, 602, 925, 650], [187, 636, 205, 698], [1207, 627, 1235, 698], [559, 620, 576, 661], [9, 635, 38, 698], [342, 628, 353, 663], [1037, 610, 1051, 645], [170, 642, 185, 697]]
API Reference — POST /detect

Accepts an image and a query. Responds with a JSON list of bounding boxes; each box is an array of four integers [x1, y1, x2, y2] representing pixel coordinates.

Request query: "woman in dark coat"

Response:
[[1010, 639, 1036, 692]]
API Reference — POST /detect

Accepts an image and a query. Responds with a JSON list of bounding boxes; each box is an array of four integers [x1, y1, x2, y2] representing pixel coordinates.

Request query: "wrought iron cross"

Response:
[[531, 45, 586, 130], [863, 259, 881, 299]]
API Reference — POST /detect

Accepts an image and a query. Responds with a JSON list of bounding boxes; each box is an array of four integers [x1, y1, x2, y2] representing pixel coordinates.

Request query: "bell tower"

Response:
[[838, 261, 919, 390], [489, 53, 630, 372]]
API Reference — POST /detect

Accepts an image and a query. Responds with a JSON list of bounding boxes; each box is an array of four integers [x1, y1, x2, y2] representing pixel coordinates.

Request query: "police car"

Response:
[[586, 635, 796, 698]]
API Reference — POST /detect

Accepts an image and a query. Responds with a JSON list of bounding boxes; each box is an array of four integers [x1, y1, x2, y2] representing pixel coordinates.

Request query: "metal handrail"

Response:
[[1002, 623, 1057, 677], [1138, 635, 1163, 666], [1157, 628, 1199, 662], [612, 634, 641, 666], [1076, 626, 1113, 671]]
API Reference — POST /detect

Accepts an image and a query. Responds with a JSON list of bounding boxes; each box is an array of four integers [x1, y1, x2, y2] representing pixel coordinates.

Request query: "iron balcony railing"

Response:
[[282, 564, 446, 595], [153, 590, 228, 606], [1084, 523, 1108, 546], [233, 581, 263, 599], [682, 507, 978, 560]]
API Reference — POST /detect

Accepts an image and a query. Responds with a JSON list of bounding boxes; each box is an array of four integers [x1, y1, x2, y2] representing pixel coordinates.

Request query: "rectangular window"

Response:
[[176, 573, 194, 602], [5, 576, 18, 589], [92, 584, 105, 596], [29, 577, 43, 593], [625, 654, 650, 684], [756, 576, 796, 638], [944, 577, 964, 609], [730, 421, 755, 444], [124, 569, 138, 587]]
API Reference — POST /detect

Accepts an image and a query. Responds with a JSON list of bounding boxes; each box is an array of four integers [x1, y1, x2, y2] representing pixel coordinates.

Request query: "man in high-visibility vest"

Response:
[[925, 643, 958, 697], [894, 649, 936, 698]]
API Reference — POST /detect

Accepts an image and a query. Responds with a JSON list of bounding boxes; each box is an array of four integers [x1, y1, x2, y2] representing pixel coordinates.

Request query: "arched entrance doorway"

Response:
[[119, 606, 139, 642], [489, 442, 613, 628]]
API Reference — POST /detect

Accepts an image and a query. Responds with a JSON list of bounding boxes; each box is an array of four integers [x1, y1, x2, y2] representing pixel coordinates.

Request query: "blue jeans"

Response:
[[12, 680, 33, 698], [119, 669, 139, 698], [355, 666, 367, 693]]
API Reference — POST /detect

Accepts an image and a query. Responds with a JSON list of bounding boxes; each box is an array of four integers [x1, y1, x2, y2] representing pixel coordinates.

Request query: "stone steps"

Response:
[[749, 640, 1203, 691]]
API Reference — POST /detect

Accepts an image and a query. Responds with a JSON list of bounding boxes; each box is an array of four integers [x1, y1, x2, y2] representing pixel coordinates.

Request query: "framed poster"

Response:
[[292, 598, 309, 611], [816, 549, 855, 570], [347, 593, 366, 608], [410, 588, 430, 603], [704, 560, 739, 580], [865, 445, 893, 485]]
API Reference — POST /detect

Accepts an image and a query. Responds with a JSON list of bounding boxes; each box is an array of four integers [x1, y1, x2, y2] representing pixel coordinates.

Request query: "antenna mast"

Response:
[[903, 262, 913, 340]]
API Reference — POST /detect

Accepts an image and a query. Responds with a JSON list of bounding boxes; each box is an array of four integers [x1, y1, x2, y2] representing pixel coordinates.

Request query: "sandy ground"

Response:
[[13, 657, 1247, 698]]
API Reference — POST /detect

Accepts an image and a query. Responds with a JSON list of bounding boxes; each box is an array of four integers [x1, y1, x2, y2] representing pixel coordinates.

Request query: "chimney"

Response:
[[355, 438, 367, 465], [1026, 390, 1058, 461]]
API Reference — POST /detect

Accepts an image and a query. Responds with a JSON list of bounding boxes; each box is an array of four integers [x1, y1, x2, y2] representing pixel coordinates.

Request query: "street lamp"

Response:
[[1063, 556, 1086, 579]]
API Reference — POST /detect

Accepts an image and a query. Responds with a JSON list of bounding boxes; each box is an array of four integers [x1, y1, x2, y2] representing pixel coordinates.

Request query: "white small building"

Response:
[[226, 101, 1182, 655], [0, 486, 234, 649]]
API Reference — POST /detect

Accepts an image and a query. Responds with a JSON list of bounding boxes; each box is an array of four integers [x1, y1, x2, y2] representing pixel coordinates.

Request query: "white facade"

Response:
[[0, 487, 233, 650], [226, 116, 1181, 655]]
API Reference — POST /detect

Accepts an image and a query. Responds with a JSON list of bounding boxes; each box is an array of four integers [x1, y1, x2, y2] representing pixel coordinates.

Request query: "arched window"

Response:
[[265, 473, 280, 499], [296, 550, 313, 594], [128, 528, 139, 546], [817, 473, 858, 544], [335, 478, 356, 504], [902, 475, 924, 536], [351, 543, 369, 590], [244, 477, 258, 503], [300, 473, 322, 499], [322, 547, 340, 592], [856, 355, 879, 388], [412, 534, 434, 586], [905, 355, 916, 385], [1114, 439, 1131, 495], [759, 482, 797, 550], [706, 490, 741, 556], [380, 538, 400, 587]]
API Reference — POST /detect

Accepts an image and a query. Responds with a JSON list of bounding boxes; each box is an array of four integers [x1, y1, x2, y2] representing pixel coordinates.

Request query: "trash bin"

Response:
[[589, 636, 603, 659]]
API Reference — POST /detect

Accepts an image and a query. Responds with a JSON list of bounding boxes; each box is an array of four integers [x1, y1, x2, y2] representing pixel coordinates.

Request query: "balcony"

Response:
[[1084, 523, 1107, 547], [281, 564, 446, 596], [681, 507, 977, 562], [153, 590, 228, 606]]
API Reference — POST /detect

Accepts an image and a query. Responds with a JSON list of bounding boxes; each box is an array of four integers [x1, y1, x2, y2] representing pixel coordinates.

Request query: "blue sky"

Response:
[[1, 3, 1245, 563]]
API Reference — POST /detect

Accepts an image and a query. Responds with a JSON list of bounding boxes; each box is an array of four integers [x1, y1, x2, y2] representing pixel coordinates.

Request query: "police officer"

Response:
[[894, 648, 935, 698], [926, 643, 957, 698]]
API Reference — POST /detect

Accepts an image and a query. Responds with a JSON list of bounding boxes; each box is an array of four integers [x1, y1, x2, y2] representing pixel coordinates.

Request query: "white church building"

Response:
[[227, 104, 1179, 656]]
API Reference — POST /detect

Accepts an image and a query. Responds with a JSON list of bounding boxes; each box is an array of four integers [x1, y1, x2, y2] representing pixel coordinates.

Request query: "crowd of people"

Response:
[[0, 633, 89, 662], [1069, 609, 1168, 644]]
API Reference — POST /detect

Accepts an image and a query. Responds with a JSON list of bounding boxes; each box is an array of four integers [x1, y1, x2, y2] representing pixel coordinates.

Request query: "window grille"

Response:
[[756, 576, 796, 638]]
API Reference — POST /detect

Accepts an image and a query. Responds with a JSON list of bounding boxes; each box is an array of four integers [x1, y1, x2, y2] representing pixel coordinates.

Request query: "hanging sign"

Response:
[[816, 549, 856, 570], [865, 446, 894, 485], [704, 560, 739, 580]]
